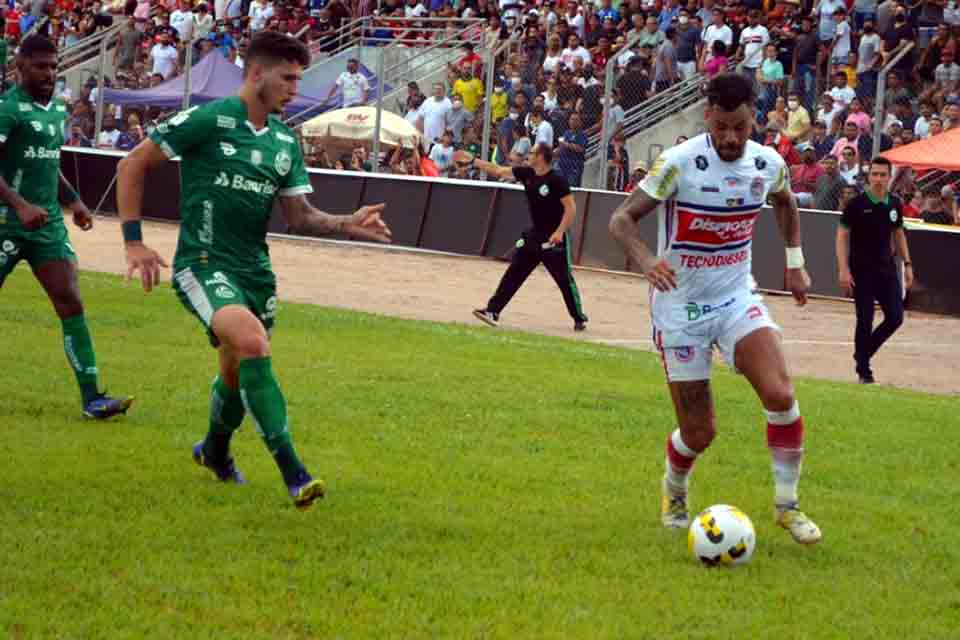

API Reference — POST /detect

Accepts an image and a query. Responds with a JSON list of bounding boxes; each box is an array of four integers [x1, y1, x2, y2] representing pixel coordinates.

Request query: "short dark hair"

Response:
[[244, 31, 310, 76], [705, 73, 754, 112], [533, 142, 553, 163], [19, 34, 57, 59], [870, 156, 893, 172]]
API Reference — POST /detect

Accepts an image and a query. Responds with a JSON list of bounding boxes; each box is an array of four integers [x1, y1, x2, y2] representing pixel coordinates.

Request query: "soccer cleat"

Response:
[[82, 393, 134, 420], [858, 374, 876, 385], [192, 441, 246, 484], [472, 308, 499, 327], [574, 320, 587, 332], [288, 471, 326, 510], [776, 505, 822, 545], [661, 478, 690, 529]]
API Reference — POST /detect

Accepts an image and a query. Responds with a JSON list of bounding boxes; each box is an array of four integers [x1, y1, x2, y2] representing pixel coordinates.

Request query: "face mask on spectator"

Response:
[[453, 100, 463, 109], [788, 99, 799, 110], [510, 112, 519, 120], [679, 16, 688, 24], [511, 76, 522, 87], [494, 86, 504, 93]]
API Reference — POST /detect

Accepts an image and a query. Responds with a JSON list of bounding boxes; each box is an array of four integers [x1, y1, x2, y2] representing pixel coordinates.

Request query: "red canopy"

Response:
[[881, 128, 960, 170]]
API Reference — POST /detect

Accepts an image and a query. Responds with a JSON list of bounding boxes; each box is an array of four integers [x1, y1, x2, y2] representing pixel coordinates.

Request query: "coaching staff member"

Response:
[[836, 156, 913, 384], [453, 143, 589, 331]]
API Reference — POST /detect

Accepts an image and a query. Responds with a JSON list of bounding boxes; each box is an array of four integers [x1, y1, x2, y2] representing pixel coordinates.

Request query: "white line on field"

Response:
[[595, 338, 956, 349]]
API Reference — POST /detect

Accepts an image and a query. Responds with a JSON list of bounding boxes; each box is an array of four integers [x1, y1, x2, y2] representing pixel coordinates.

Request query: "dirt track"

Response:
[[69, 217, 960, 395]]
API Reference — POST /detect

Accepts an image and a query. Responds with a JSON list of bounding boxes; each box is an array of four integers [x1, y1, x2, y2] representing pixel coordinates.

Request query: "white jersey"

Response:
[[638, 134, 788, 332]]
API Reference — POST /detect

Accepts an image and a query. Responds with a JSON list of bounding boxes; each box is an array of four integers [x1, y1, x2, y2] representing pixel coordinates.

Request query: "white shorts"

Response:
[[652, 295, 780, 382]]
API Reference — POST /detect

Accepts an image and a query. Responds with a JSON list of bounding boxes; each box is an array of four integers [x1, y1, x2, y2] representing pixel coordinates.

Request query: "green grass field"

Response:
[[1, 269, 958, 639]]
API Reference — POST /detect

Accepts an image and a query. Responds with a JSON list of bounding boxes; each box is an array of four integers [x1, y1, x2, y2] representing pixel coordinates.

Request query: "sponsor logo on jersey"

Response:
[[695, 155, 709, 171], [750, 176, 764, 199], [275, 150, 292, 176], [213, 171, 277, 195], [203, 271, 230, 286], [673, 346, 695, 362], [214, 285, 236, 299], [539, 184, 550, 196], [251, 150, 262, 166], [23, 146, 61, 160], [679, 250, 749, 269], [18, 103, 32, 112], [29, 121, 43, 132], [724, 176, 740, 187], [685, 297, 736, 321], [261, 295, 279, 321], [2, 240, 15, 253], [701, 185, 719, 192], [676, 211, 758, 246], [220, 142, 237, 156], [217, 115, 237, 129], [275, 132, 294, 143]]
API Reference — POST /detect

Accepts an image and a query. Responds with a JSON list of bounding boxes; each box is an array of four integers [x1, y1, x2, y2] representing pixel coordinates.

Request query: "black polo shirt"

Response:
[[840, 191, 904, 272], [512, 167, 571, 235]]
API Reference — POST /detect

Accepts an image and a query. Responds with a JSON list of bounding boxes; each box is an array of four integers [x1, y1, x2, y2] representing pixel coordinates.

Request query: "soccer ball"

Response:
[[688, 504, 756, 567]]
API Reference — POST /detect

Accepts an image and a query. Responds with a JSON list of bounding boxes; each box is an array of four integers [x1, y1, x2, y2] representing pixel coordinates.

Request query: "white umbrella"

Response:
[[301, 106, 421, 150]]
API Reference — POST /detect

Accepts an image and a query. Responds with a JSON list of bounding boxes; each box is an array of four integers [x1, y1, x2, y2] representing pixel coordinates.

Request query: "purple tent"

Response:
[[101, 53, 324, 115]]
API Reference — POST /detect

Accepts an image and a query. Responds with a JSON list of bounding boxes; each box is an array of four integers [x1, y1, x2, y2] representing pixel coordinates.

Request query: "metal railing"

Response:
[[306, 15, 371, 63]]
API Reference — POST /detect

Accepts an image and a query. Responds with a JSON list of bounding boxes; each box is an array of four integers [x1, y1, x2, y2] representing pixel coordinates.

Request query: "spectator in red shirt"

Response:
[[765, 122, 800, 166], [790, 142, 825, 207], [457, 42, 483, 76]]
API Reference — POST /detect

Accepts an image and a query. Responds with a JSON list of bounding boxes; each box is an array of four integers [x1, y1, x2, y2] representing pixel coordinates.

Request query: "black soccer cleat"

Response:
[[472, 308, 499, 327]]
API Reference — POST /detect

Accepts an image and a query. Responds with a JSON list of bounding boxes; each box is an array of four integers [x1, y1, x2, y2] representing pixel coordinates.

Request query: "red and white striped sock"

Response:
[[664, 429, 698, 496], [766, 401, 804, 508]]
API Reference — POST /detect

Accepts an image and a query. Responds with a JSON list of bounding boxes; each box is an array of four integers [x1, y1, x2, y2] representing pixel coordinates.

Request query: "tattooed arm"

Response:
[[279, 196, 391, 243], [608, 185, 678, 291]]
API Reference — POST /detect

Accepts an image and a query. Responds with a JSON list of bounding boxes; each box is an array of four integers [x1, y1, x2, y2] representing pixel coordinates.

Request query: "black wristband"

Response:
[[122, 220, 143, 243]]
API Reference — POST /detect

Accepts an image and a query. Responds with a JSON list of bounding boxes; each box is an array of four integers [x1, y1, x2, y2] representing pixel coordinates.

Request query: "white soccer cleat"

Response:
[[776, 505, 822, 545]]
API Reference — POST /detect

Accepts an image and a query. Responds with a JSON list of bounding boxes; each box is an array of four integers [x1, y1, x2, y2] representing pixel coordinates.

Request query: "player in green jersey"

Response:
[[0, 35, 132, 420], [116, 31, 390, 510]]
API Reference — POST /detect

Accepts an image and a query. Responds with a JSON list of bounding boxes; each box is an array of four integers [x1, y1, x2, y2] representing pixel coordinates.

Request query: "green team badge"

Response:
[[275, 150, 291, 176]]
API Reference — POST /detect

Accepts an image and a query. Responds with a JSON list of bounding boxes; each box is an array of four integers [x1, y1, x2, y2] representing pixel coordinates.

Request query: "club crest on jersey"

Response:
[[539, 184, 550, 196], [695, 155, 709, 171], [220, 142, 237, 156], [724, 176, 740, 187], [18, 103, 32, 112], [674, 346, 695, 362], [275, 150, 292, 176], [755, 157, 767, 170], [29, 121, 42, 132], [890, 209, 898, 222], [251, 150, 263, 166], [727, 197, 744, 206], [750, 176, 764, 199], [2, 240, 17, 254]]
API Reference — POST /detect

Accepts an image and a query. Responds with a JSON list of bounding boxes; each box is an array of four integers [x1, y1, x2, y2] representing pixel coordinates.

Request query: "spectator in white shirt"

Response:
[[827, 71, 855, 108], [417, 82, 453, 147], [530, 108, 554, 147], [193, 3, 215, 40], [565, 2, 585, 39], [561, 34, 591, 71], [97, 118, 121, 149], [829, 8, 852, 65], [736, 10, 769, 76], [170, 0, 194, 41], [150, 34, 179, 79], [429, 130, 455, 175], [915, 101, 934, 138], [701, 11, 733, 68], [817, 92, 844, 133], [405, 0, 428, 18], [327, 58, 369, 108]]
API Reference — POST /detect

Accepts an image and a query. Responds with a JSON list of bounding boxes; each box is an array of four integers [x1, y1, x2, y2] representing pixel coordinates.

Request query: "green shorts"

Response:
[[0, 219, 76, 287], [172, 265, 278, 348]]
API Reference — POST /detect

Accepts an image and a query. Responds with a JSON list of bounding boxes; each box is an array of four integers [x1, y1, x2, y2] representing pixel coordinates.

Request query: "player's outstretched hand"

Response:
[[787, 267, 811, 306], [125, 242, 169, 292], [71, 201, 94, 231], [15, 202, 49, 231], [838, 269, 855, 297], [346, 203, 392, 243], [641, 257, 678, 292], [453, 149, 474, 165]]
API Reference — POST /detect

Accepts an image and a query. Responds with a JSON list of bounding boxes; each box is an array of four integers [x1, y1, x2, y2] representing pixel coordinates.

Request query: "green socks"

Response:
[[238, 357, 306, 485], [203, 375, 246, 462], [61, 313, 99, 405]]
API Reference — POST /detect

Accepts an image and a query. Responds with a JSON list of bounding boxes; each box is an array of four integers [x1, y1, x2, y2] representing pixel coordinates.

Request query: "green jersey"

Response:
[[0, 86, 68, 231], [149, 96, 312, 275]]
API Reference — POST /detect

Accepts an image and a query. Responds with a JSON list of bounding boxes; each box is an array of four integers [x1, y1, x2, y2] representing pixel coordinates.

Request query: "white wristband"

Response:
[[786, 246, 805, 270]]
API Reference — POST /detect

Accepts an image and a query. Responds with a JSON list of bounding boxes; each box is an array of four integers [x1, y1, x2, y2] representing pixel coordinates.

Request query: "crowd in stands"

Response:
[[8, 0, 960, 222]]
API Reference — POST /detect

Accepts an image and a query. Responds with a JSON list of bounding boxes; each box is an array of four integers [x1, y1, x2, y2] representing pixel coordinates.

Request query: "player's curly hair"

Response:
[[244, 31, 310, 76], [705, 73, 755, 112], [19, 34, 58, 59]]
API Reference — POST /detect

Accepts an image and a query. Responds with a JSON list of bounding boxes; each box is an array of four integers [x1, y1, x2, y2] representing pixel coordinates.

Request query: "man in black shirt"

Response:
[[919, 186, 954, 225], [836, 157, 913, 384], [453, 143, 589, 331], [793, 16, 818, 111]]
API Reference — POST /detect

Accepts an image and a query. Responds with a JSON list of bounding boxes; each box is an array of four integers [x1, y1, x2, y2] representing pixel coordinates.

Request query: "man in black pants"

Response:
[[453, 143, 589, 331], [836, 157, 913, 384]]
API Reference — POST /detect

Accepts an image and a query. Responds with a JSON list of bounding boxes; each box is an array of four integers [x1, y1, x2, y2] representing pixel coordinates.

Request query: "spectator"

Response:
[[531, 107, 554, 147], [150, 32, 179, 79], [428, 130, 455, 174], [882, 72, 911, 111], [67, 123, 91, 147], [623, 160, 646, 193], [828, 8, 851, 66], [793, 16, 818, 109], [193, 3, 214, 40], [675, 9, 701, 79], [617, 57, 651, 110], [922, 48, 960, 110], [543, 34, 563, 73], [453, 66, 484, 114], [857, 19, 882, 98], [790, 141, 825, 207], [418, 82, 452, 149], [704, 40, 729, 76], [737, 10, 769, 82], [653, 27, 679, 92], [170, 0, 194, 41], [810, 120, 836, 159], [541, 77, 560, 112], [328, 58, 369, 108], [814, 155, 846, 210], [510, 123, 532, 162], [97, 117, 121, 149], [845, 98, 872, 134], [785, 91, 811, 142], [757, 44, 785, 117], [832, 121, 868, 160], [445, 94, 474, 144], [490, 84, 508, 123], [920, 186, 955, 224], [881, 7, 914, 76], [927, 115, 944, 137], [817, 92, 843, 134], [701, 9, 732, 69], [115, 119, 144, 151], [838, 146, 861, 185], [607, 131, 630, 191], [817, 0, 846, 44], [827, 70, 855, 109], [114, 17, 141, 74], [638, 14, 664, 49], [765, 121, 800, 166], [914, 102, 935, 138], [942, 185, 958, 221], [556, 112, 587, 187], [561, 33, 591, 70]]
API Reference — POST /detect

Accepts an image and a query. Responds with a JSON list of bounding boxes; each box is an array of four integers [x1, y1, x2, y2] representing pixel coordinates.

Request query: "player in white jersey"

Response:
[[609, 74, 821, 545]]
